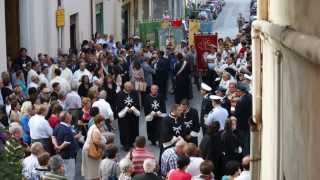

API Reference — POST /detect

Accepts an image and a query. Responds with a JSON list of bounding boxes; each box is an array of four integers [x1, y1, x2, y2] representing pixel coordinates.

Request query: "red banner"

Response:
[[170, 19, 182, 28], [194, 33, 218, 72]]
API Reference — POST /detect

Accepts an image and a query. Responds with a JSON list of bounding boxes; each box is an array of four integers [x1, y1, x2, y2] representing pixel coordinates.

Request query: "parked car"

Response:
[[200, 4, 218, 18], [250, 0, 257, 16], [206, 1, 222, 13]]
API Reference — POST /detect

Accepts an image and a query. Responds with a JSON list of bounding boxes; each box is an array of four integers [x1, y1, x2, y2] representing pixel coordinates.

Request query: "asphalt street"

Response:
[[75, 0, 251, 178], [213, 0, 251, 38]]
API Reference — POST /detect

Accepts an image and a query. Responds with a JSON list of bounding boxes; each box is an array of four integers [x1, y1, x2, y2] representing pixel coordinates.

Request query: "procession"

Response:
[[0, 0, 255, 180]]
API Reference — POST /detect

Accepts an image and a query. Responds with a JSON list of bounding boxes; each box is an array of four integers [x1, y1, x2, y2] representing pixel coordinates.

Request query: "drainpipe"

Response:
[[250, 25, 262, 180], [275, 50, 282, 180], [90, 0, 94, 40]]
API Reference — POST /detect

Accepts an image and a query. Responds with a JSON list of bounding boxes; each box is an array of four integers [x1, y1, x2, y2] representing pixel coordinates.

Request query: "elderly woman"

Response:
[[132, 159, 162, 180], [119, 158, 134, 180], [82, 114, 107, 180], [219, 71, 232, 90], [2, 122, 26, 179], [22, 142, 44, 179], [20, 101, 34, 145]]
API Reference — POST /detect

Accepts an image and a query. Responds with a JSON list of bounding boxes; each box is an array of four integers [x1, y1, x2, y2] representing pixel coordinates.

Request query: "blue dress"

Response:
[[16, 79, 28, 97], [20, 115, 31, 144]]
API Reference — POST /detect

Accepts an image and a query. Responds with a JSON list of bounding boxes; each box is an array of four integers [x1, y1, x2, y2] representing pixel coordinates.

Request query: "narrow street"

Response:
[[213, 0, 251, 38], [75, 0, 252, 178]]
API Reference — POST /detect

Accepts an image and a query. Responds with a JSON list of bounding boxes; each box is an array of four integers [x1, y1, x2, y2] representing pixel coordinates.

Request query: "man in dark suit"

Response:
[[154, 51, 170, 99], [234, 83, 252, 156]]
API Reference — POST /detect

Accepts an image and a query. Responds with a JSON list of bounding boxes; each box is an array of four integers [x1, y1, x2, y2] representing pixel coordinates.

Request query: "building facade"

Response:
[[0, 0, 6, 73], [92, 0, 122, 41], [0, 0, 185, 72], [252, 0, 320, 180], [0, 0, 124, 72]]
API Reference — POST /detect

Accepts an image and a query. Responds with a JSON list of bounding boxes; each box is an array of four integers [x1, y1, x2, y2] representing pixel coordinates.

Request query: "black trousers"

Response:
[[118, 117, 139, 148], [146, 118, 161, 143]]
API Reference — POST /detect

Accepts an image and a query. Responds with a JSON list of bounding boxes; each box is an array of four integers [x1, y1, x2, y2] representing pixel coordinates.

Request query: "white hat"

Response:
[[214, 77, 221, 82], [244, 74, 252, 81], [133, 35, 140, 39], [201, 83, 212, 92], [209, 95, 223, 100]]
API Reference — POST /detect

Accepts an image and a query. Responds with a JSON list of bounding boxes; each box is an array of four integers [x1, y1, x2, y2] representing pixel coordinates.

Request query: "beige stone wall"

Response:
[[63, 0, 92, 51], [19, 0, 92, 57], [0, 0, 7, 72], [259, 0, 320, 179]]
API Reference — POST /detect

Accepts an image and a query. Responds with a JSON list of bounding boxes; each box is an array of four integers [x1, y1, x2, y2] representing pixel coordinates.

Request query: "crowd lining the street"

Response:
[[0, 17, 252, 180]]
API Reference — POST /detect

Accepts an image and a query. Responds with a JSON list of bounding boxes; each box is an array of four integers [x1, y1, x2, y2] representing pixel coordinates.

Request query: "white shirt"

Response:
[[39, 73, 49, 87], [235, 170, 250, 180], [61, 67, 73, 83], [27, 69, 38, 85], [236, 57, 247, 70], [28, 114, 53, 139], [92, 99, 114, 121], [219, 79, 230, 90], [97, 38, 107, 45], [206, 106, 229, 130], [64, 91, 82, 110], [50, 76, 71, 93], [186, 157, 204, 177], [28, 82, 39, 90], [220, 63, 237, 71], [22, 154, 39, 179], [73, 69, 92, 83]]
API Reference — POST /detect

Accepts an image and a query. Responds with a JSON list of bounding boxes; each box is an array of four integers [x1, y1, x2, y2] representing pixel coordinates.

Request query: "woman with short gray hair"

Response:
[[22, 142, 44, 179], [132, 159, 162, 180], [119, 158, 133, 180]]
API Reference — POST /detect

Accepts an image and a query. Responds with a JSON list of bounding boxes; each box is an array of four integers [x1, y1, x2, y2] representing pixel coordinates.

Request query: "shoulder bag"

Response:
[[88, 128, 103, 160]]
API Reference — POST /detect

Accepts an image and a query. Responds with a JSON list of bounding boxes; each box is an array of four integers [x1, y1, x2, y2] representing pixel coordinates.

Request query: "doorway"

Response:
[[122, 4, 129, 40], [96, 3, 103, 35], [5, 0, 20, 61], [70, 13, 79, 51]]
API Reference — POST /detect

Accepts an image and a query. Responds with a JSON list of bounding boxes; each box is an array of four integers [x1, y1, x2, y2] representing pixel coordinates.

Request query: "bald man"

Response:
[[235, 155, 251, 180], [116, 81, 140, 151], [143, 85, 166, 145]]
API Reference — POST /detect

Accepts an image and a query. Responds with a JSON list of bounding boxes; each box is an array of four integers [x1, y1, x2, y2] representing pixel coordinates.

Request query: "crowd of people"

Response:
[[0, 20, 252, 180]]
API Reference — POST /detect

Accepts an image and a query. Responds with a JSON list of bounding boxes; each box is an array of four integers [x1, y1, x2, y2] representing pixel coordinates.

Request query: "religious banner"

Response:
[[139, 20, 161, 48], [158, 27, 184, 50], [160, 20, 171, 29], [200, 20, 214, 33], [188, 20, 200, 46], [194, 33, 218, 72], [170, 19, 183, 28], [158, 29, 169, 50]]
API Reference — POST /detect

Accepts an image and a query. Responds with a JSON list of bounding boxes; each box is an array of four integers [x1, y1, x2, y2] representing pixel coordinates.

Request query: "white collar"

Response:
[[60, 122, 71, 127]]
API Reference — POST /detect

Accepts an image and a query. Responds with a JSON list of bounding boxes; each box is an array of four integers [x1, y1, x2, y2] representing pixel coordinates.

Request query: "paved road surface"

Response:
[[213, 0, 251, 38], [75, 0, 251, 177]]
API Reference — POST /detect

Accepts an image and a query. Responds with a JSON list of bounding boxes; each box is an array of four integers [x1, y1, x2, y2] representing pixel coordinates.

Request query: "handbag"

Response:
[[134, 81, 147, 92], [87, 128, 103, 160], [108, 162, 118, 180]]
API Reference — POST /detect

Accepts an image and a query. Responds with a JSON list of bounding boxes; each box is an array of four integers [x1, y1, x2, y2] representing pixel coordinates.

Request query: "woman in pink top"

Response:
[[167, 156, 192, 180], [48, 103, 63, 128]]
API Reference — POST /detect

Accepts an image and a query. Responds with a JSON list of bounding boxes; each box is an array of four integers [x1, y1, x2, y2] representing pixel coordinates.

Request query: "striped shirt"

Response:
[[129, 147, 155, 175], [161, 147, 178, 176]]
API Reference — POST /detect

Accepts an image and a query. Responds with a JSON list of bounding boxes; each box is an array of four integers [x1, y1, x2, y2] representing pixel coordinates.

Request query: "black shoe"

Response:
[[151, 141, 157, 146], [123, 146, 130, 151]]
